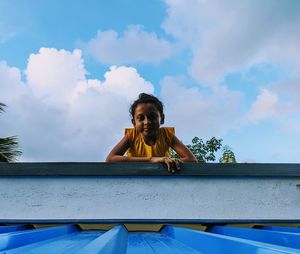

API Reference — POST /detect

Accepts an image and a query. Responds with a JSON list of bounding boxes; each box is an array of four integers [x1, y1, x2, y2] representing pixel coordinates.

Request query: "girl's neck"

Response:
[[142, 132, 158, 146]]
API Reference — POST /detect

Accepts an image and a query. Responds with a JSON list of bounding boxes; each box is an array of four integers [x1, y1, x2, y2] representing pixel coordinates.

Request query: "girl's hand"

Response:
[[150, 157, 183, 173]]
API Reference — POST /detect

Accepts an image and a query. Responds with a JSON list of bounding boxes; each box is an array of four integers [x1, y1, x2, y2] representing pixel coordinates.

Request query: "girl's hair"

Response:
[[130, 93, 165, 124]]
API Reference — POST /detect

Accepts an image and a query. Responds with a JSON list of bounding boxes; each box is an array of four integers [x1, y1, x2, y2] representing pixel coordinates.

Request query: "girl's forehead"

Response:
[[135, 103, 159, 114]]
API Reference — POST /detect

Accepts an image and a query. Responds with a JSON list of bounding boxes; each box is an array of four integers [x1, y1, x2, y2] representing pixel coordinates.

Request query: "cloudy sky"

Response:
[[1, 0, 300, 162]]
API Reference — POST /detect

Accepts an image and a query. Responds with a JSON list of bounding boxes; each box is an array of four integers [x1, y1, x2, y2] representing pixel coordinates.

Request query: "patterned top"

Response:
[[125, 127, 175, 157]]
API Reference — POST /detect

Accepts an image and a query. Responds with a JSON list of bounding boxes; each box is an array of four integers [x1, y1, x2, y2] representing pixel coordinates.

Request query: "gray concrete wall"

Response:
[[1, 176, 300, 222]]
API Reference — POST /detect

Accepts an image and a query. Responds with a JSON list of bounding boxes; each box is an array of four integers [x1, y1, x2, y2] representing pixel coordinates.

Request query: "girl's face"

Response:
[[133, 103, 162, 139]]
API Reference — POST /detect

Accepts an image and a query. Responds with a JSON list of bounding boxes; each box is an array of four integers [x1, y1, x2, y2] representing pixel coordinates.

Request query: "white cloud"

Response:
[[99, 66, 154, 100], [1, 48, 155, 162], [239, 78, 300, 127], [273, 78, 300, 106], [160, 75, 243, 141], [269, 78, 300, 132], [0, 61, 25, 102], [241, 88, 279, 125], [26, 48, 86, 105], [162, 0, 300, 86], [83, 25, 176, 65]]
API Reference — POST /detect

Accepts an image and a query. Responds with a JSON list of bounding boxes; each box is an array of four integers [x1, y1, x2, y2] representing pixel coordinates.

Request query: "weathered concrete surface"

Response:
[[0, 176, 300, 222]]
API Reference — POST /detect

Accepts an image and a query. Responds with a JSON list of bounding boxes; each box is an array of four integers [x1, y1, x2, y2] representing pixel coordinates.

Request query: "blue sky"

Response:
[[1, 0, 300, 162]]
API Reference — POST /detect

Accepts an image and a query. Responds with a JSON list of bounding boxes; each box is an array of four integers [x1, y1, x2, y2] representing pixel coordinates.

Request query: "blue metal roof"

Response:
[[1, 224, 300, 253]]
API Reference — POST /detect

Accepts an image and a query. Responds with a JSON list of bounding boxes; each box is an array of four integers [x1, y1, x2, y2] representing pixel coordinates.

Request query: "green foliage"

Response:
[[0, 103, 22, 162], [0, 136, 22, 162], [171, 136, 223, 162], [171, 136, 237, 163], [219, 146, 237, 163], [0, 102, 5, 113]]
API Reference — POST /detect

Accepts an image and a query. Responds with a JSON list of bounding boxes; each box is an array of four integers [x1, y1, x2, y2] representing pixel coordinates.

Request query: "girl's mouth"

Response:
[[143, 128, 153, 133]]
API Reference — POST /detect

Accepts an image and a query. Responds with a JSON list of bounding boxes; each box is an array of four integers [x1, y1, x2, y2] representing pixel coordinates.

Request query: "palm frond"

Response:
[[0, 136, 22, 162], [0, 102, 6, 113]]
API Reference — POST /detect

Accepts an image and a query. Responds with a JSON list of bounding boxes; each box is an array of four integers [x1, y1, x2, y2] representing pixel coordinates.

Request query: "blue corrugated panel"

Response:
[[76, 225, 127, 254], [0, 225, 81, 253], [127, 232, 201, 253], [209, 225, 300, 249], [0, 225, 27, 234], [161, 225, 300, 254], [1, 224, 300, 253], [259, 225, 300, 234]]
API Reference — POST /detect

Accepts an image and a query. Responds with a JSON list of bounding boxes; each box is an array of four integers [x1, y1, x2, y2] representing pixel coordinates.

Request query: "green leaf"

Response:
[[0, 136, 22, 162], [0, 102, 22, 162], [0, 102, 6, 114]]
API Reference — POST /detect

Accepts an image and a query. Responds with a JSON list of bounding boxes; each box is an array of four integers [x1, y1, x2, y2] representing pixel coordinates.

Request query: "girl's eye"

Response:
[[137, 115, 144, 121], [149, 112, 158, 120]]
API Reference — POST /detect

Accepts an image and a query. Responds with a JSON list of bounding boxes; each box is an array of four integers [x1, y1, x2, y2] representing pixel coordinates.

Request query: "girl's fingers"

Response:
[[168, 158, 175, 173], [165, 158, 179, 173], [177, 158, 184, 164], [174, 159, 181, 171], [168, 159, 176, 173], [171, 158, 178, 173], [163, 157, 172, 172], [162, 157, 182, 174]]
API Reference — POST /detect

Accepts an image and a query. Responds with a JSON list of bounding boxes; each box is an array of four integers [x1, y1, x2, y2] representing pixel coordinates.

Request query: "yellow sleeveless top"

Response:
[[125, 127, 175, 157]]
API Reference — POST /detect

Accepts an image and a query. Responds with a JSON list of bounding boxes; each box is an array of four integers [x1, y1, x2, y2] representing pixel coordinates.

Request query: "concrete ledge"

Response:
[[1, 162, 300, 176]]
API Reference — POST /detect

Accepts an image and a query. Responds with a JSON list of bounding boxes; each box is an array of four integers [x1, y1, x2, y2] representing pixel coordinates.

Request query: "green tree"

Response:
[[171, 136, 237, 163], [219, 146, 237, 163], [0, 103, 22, 162], [171, 136, 223, 162]]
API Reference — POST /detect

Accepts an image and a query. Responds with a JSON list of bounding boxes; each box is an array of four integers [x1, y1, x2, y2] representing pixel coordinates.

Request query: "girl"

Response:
[[106, 93, 197, 173]]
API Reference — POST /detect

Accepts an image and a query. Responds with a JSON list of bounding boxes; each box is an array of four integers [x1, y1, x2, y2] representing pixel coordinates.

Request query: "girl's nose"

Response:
[[144, 117, 151, 124]]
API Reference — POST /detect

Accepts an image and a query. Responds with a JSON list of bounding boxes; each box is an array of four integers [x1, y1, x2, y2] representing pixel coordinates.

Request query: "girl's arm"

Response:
[[106, 134, 197, 173], [171, 135, 197, 162], [106, 135, 153, 162]]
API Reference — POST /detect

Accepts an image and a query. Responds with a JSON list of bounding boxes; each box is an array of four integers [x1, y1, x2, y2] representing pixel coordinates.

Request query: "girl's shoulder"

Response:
[[159, 127, 175, 144], [159, 127, 175, 134], [124, 128, 136, 141]]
